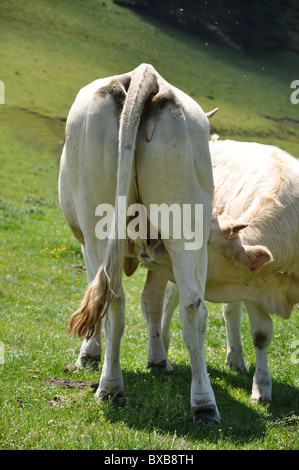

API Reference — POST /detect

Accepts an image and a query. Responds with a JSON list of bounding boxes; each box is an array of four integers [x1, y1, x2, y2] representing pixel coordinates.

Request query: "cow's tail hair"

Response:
[[68, 64, 159, 339]]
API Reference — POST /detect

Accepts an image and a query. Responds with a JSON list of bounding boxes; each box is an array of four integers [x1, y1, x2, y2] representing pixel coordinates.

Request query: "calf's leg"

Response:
[[141, 270, 172, 371], [223, 301, 247, 372], [245, 301, 273, 402], [161, 281, 179, 355]]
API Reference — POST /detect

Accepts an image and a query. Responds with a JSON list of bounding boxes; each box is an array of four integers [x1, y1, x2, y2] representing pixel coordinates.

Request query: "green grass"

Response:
[[0, 0, 298, 450]]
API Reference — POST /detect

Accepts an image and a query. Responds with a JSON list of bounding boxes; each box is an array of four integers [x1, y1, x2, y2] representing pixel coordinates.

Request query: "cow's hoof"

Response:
[[77, 353, 101, 370], [193, 405, 220, 425], [64, 363, 84, 372], [148, 360, 173, 374], [98, 390, 124, 405]]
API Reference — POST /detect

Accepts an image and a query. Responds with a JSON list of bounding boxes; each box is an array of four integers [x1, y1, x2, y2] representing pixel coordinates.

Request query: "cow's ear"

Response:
[[235, 245, 273, 271]]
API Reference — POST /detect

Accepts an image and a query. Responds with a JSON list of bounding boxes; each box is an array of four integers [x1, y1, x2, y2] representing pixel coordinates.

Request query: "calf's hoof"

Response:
[[250, 393, 272, 404], [148, 359, 173, 374], [225, 356, 247, 372], [251, 377, 272, 403]]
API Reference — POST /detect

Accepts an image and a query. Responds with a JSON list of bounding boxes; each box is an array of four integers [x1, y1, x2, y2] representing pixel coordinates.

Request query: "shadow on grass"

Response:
[[86, 365, 241, 443], [97, 361, 297, 445]]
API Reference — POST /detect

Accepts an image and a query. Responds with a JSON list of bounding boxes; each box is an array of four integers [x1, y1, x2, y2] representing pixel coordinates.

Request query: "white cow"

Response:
[[145, 138, 299, 403], [59, 64, 219, 423]]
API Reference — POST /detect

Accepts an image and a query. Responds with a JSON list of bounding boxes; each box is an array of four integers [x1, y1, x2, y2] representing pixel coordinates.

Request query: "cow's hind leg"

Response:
[[59, 164, 102, 368], [141, 270, 172, 372], [166, 245, 220, 424], [75, 243, 125, 400], [95, 284, 125, 401], [76, 333, 102, 369], [245, 301, 273, 402], [223, 302, 247, 372], [75, 244, 103, 369]]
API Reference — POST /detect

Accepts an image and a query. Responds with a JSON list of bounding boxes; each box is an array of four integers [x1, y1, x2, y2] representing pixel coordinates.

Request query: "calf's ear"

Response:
[[229, 223, 248, 238], [236, 245, 273, 271], [219, 220, 248, 239]]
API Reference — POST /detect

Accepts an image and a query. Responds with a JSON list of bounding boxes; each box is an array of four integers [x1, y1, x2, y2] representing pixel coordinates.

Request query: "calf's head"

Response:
[[137, 215, 273, 285], [207, 216, 273, 283]]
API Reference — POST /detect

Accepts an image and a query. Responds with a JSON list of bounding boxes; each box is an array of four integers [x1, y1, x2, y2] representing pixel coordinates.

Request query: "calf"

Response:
[[142, 138, 299, 403]]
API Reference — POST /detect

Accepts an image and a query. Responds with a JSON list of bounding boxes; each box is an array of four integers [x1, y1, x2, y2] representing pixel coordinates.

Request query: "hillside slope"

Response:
[[1, 0, 298, 154]]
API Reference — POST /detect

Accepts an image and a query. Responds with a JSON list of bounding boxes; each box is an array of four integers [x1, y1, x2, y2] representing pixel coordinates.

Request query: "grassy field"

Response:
[[0, 0, 298, 450]]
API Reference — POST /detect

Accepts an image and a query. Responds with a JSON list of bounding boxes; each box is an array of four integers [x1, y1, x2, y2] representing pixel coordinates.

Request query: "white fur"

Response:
[[59, 64, 218, 422]]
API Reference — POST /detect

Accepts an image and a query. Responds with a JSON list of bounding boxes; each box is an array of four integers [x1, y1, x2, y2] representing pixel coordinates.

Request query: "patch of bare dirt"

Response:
[[45, 378, 98, 390]]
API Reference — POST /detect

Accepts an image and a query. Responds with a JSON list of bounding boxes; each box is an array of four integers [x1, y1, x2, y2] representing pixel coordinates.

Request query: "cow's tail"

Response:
[[68, 64, 159, 339]]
